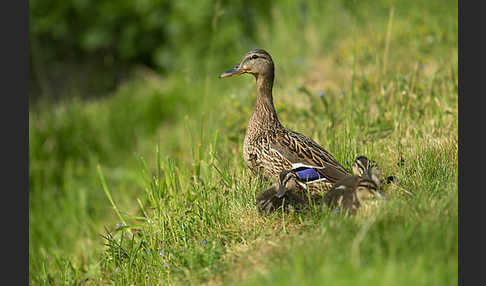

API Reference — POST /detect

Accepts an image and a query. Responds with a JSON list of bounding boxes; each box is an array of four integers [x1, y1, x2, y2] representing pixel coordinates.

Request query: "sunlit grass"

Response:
[[29, 0, 457, 284]]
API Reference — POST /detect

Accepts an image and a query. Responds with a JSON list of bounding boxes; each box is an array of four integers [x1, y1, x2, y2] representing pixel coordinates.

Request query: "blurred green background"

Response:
[[30, 0, 274, 102], [29, 0, 457, 284]]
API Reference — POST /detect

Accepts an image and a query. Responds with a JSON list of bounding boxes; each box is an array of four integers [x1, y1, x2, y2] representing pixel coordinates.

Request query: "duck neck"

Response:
[[248, 74, 282, 133]]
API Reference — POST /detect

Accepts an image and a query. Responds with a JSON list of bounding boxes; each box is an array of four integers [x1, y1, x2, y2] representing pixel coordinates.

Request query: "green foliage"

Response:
[[30, 0, 276, 100], [29, 0, 457, 284], [29, 78, 191, 283], [30, 0, 272, 67]]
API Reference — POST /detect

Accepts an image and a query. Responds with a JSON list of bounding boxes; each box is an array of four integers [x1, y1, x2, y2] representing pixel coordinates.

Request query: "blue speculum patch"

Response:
[[295, 168, 323, 181]]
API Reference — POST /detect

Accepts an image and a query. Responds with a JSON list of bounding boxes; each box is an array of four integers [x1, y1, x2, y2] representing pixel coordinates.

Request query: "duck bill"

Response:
[[375, 191, 384, 199], [219, 66, 246, 78], [275, 184, 286, 198], [361, 169, 371, 180]]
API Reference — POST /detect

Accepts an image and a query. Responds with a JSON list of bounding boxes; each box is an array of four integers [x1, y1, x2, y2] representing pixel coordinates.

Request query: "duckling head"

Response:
[[352, 156, 381, 188], [219, 49, 274, 79], [352, 156, 372, 176], [355, 179, 383, 201], [275, 170, 298, 198]]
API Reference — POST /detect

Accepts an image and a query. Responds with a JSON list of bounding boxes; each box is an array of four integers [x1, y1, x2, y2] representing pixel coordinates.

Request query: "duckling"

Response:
[[256, 181, 309, 215], [220, 49, 351, 204], [324, 156, 384, 215]]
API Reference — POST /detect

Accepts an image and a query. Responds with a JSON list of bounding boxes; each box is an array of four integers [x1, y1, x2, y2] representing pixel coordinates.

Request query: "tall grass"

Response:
[[29, 0, 457, 284]]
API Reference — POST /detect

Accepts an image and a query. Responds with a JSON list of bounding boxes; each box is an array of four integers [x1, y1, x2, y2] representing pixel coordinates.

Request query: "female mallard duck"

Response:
[[323, 156, 384, 215], [219, 49, 351, 207]]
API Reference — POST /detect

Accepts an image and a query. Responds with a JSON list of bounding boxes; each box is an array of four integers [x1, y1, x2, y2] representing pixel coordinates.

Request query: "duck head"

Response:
[[219, 49, 274, 79], [274, 170, 303, 198], [352, 156, 372, 177], [355, 179, 384, 200], [352, 156, 381, 188]]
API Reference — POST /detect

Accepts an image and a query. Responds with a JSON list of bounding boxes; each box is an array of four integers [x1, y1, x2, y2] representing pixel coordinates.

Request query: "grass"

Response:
[[29, 0, 457, 285]]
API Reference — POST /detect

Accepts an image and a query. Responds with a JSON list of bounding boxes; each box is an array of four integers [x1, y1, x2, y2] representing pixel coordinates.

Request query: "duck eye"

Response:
[[251, 55, 259, 60]]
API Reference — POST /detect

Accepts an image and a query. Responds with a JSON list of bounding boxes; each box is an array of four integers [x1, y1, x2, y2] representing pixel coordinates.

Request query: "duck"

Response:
[[219, 49, 351, 209], [323, 156, 384, 215]]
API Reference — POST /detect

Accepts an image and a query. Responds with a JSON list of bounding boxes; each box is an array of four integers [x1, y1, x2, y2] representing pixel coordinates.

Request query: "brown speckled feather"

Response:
[[280, 130, 347, 172]]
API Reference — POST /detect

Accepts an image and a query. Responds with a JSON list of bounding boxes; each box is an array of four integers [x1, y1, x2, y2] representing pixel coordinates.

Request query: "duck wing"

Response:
[[270, 131, 350, 183], [284, 130, 348, 171]]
